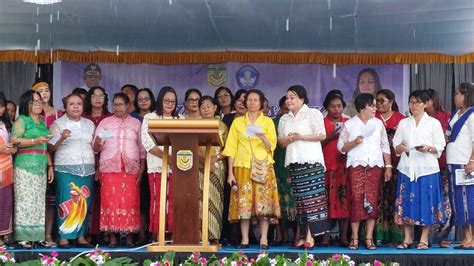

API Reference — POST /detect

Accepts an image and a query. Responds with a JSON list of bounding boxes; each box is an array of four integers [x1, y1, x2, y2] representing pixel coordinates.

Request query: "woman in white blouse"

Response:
[[446, 82, 474, 249], [48, 94, 95, 248], [337, 93, 392, 250], [278, 85, 329, 249], [393, 90, 446, 250], [141, 86, 184, 241]]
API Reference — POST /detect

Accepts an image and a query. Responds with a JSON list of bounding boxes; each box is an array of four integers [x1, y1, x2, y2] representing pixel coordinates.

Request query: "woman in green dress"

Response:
[[10, 90, 54, 249], [198, 96, 228, 242], [273, 96, 297, 245]]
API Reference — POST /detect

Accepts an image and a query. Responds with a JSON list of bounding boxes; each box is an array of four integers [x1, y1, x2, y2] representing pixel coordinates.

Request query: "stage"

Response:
[[7, 243, 474, 265]]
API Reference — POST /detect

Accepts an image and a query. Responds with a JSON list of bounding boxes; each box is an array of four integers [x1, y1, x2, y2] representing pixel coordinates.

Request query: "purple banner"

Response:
[[54, 61, 408, 117]]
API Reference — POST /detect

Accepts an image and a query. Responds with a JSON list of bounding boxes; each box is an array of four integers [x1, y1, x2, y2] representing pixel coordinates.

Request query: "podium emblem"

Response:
[[176, 150, 193, 171]]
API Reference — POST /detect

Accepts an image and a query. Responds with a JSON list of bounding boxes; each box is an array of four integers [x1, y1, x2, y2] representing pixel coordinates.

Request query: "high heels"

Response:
[[304, 241, 315, 250]]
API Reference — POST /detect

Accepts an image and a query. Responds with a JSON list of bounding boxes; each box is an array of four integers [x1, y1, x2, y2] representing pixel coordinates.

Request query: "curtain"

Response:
[[410, 64, 454, 112], [0, 62, 36, 103]]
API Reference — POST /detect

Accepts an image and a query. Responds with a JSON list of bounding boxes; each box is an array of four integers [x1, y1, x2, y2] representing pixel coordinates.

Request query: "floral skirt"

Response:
[[228, 167, 281, 222], [100, 172, 140, 233], [394, 171, 446, 226]]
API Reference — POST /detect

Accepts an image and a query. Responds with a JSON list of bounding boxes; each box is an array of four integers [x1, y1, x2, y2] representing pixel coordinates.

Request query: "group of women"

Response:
[[0, 74, 474, 251]]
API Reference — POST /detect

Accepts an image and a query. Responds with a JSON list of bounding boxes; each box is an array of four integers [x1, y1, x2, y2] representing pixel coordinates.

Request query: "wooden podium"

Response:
[[147, 119, 223, 252]]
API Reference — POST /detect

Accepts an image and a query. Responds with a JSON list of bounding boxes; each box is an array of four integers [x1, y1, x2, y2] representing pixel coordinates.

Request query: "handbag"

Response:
[[248, 137, 269, 183]]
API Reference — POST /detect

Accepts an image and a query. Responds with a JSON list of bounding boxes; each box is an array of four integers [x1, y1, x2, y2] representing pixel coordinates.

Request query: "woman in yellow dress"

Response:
[[223, 89, 281, 250]]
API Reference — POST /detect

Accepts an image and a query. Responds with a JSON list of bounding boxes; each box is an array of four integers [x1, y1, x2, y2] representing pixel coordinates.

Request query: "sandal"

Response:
[[348, 238, 359, 250], [439, 240, 450, 248], [18, 241, 32, 249], [397, 242, 413, 250], [417, 241, 429, 250], [365, 238, 376, 250]]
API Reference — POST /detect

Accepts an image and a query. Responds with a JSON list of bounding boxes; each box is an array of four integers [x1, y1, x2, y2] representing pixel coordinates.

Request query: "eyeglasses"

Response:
[[137, 97, 151, 102], [163, 99, 176, 105], [408, 101, 423, 106], [186, 98, 200, 103], [218, 94, 230, 100], [30, 100, 44, 105], [91, 95, 105, 99]]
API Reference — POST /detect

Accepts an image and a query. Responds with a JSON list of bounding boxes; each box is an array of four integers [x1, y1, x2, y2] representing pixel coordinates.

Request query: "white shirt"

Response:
[[393, 113, 446, 182], [141, 112, 184, 173], [446, 110, 474, 164], [278, 104, 326, 167], [337, 116, 390, 168], [50, 115, 96, 176]]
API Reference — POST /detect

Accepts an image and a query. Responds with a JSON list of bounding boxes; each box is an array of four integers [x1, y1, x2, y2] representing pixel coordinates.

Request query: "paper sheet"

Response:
[[246, 125, 263, 137], [455, 169, 474, 186]]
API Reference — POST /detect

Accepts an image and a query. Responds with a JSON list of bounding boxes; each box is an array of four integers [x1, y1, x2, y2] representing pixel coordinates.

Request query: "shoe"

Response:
[[397, 242, 413, 250], [58, 243, 71, 249], [339, 241, 349, 247], [463, 246, 474, 250], [260, 244, 269, 250], [348, 238, 359, 250], [365, 238, 376, 250], [76, 242, 95, 248], [108, 242, 118, 248], [439, 240, 450, 248], [17, 241, 32, 249], [417, 242, 429, 250], [38, 240, 57, 248], [238, 243, 249, 249]]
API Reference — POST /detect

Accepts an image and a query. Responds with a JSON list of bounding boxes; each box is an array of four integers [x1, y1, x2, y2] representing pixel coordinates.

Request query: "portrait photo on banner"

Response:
[[53, 61, 410, 117]]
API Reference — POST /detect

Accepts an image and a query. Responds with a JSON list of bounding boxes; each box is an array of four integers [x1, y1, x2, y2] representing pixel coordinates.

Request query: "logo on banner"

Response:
[[207, 64, 226, 87], [236, 65, 259, 89], [176, 150, 193, 171]]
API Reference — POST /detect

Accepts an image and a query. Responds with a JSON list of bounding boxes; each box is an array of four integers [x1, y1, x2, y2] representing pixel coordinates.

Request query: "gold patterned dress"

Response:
[[199, 121, 228, 241]]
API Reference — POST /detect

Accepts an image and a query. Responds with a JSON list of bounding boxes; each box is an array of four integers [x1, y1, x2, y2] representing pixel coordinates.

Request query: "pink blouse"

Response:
[[94, 115, 146, 174]]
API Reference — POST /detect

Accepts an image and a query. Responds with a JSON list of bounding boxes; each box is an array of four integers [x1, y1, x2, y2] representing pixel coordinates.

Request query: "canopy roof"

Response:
[[1, 0, 474, 64]]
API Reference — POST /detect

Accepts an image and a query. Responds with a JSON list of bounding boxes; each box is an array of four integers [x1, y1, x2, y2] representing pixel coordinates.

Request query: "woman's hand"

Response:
[[353, 135, 364, 145], [384, 167, 393, 182], [395, 141, 408, 154], [0, 143, 17, 154], [464, 161, 474, 175], [227, 172, 236, 186], [47, 166, 54, 184], [59, 129, 71, 141], [416, 145, 432, 153], [36, 136, 53, 145], [255, 132, 267, 141], [326, 129, 340, 141]]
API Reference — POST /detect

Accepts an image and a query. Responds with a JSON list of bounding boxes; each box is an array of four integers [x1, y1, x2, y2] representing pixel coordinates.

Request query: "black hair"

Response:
[[113, 92, 130, 105], [0, 92, 12, 132], [121, 84, 139, 94], [458, 82, 474, 108], [323, 89, 346, 109], [72, 87, 88, 96], [409, 90, 431, 104], [287, 85, 309, 104], [234, 89, 247, 103], [244, 89, 265, 111], [353, 68, 383, 99], [155, 86, 179, 118], [198, 95, 217, 108], [376, 89, 399, 112], [134, 88, 156, 113], [6, 100, 16, 109], [84, 86, 109, 115], [18, 90, 42, 116], [214, 86, 235, 114], [354, 93, 375, 113], [425, 88, 444, 112], [278, 96, 286, 108], [184, 88, 202, 104]]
